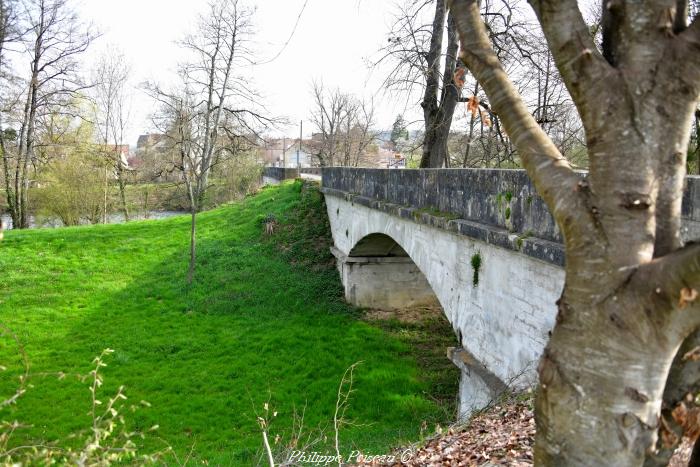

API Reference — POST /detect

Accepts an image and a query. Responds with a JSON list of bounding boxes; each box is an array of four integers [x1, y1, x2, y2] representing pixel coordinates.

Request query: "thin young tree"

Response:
[[92, 47, 132, 223], [0, 0, 23, 227], [378, 0, 540, 168], [309, 81, 350, 167], [449, 0, 700, 465], [148, 0, 272, 283]]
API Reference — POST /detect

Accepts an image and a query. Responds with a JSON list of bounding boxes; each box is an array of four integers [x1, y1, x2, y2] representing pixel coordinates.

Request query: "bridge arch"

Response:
[[349, 232, 409, 257], [341, 232, 442, 311]]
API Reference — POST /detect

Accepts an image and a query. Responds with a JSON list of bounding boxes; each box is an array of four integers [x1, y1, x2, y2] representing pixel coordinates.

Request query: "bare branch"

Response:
[[679, 12, 700, 82], [525, 0, 615, 121], [634, 241, 700, 331], [449, 0, 589, 235]]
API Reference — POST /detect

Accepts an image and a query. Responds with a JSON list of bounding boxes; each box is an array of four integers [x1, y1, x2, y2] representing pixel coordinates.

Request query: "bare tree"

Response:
[[418, 0, 462, 167], [450, 0, 700, 465], [378, 0, 463, 168], [309, 81, 376, 167], [0, 0, 94, 229], [92, 47, 132, 223], [0, 0, 22, 227], [379, 0, 545, 168], [443, 1, 587, 169], [147, 0, 272, 283]]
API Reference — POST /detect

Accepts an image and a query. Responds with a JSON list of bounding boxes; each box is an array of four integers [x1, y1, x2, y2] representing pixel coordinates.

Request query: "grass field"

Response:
[[0, 180, 458, 464]]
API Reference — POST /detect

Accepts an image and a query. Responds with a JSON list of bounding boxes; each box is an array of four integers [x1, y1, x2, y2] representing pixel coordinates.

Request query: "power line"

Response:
[[254, 0, 309, 66]]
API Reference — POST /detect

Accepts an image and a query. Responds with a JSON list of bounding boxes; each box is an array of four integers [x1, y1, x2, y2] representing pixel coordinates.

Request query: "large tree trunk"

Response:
[[421, 120, 450, 168], [450, 0, 700, 464], [690, 438, 700, 466], [536, 273, 689, 465], [645, 330, 700, 466], [420, 2, 461, 168]]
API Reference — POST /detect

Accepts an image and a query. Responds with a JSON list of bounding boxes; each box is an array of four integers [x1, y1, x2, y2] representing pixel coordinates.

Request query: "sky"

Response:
[[77, 0, 416, 147]]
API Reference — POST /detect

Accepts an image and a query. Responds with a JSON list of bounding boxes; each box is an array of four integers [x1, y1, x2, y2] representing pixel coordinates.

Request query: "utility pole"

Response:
[[297, 120, 302, 168], [282, 137, 286, 168]]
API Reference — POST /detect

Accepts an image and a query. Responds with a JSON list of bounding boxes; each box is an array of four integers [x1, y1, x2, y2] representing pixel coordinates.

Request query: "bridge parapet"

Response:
[[322, 168, 561, 241], [322, 168, 700, 266], [262, 167, 299, 184], [300, 167, 322, 176]]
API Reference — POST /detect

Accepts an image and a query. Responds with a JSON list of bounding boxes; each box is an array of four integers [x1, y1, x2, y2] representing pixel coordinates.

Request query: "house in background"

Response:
[[96, 144, 131, 167], [257, 138, 312, 168], [132, 133, 179, 181], [135, 134, 168, 157]]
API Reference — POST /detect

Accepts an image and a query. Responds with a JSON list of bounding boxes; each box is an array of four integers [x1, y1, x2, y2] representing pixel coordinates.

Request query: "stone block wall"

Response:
[[322, 168, 700, 245], [262, 167, 300, 182]]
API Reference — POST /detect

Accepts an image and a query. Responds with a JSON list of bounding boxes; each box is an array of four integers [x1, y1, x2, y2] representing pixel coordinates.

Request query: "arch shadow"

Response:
[[336, 232, 441, 311]]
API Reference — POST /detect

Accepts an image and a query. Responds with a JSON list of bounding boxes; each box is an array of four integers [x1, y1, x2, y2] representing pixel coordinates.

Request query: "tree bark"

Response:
[[695, 108, 700, 176], [420, 2, 461, 168], [188, 208, 197, 285], [645, 330, 700, 466], [690, 437, 700, 467], [103, 166, 108, 224], [116, 162, 129, 222], [449, 0, 700, 464]]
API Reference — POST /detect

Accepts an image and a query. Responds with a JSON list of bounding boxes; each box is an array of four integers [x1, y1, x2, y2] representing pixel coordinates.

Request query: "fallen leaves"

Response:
[[348, 394, 695, 466], [454, 68, 466, 89], [354, 396, 535, 466], [683, 346, 700, 362], [678, 287, 698, 309], [672, 400, 700, 441]]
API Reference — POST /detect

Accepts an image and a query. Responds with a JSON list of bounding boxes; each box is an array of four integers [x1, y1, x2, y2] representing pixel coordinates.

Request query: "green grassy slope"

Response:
[[0, 180, 457, 464]]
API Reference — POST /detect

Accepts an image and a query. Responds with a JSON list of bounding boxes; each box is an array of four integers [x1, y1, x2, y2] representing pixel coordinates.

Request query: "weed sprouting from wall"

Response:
[[471, 252, 482, 287], [516, 230, 533, 250], [496, 191, 514, 224]]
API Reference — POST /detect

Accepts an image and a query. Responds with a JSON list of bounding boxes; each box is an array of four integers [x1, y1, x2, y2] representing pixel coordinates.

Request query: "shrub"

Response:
[[0, 327, 170, 465]]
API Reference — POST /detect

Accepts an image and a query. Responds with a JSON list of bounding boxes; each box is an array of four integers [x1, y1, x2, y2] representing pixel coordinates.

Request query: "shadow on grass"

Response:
[[0, 182, 457, 465]]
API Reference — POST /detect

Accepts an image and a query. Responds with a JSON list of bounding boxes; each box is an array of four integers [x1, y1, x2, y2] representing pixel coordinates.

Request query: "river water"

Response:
[[0, 211, 185, 230]]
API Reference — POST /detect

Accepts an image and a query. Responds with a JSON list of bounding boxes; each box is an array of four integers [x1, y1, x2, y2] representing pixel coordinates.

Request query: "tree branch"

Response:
[[634, 242, 700, 331], [449, 0, 589, 236], [526, 0, 616, 122], [678, 13, 700, 82]]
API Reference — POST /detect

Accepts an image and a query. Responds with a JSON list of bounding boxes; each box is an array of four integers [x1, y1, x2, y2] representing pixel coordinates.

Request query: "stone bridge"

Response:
[[266, 167, 700, 418]]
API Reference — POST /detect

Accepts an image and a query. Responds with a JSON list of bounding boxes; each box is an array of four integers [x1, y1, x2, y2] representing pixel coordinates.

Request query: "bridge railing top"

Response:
[[321, 167, 561, 243], [319, 167, 700, 246]]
